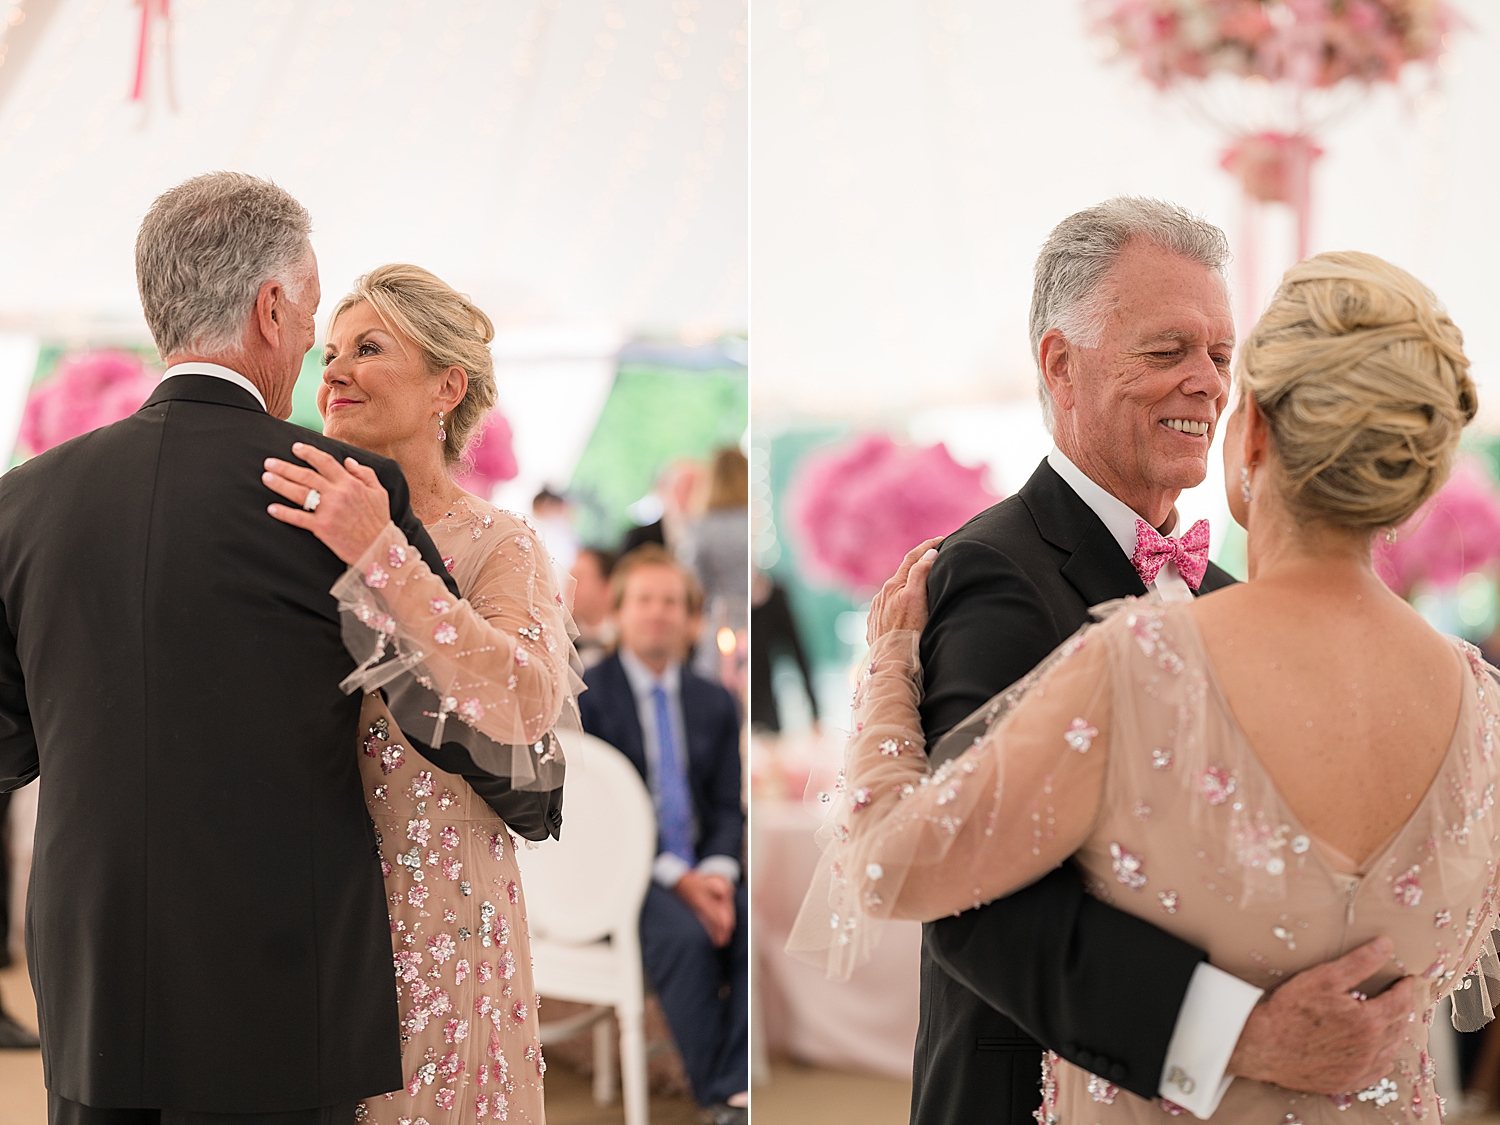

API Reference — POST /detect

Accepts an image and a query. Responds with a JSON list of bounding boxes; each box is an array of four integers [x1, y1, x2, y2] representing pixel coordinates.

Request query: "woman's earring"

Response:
[[1385, 527, 1399, 543], [1239, 464, 1253, 504], [436, 411, 447, 443]]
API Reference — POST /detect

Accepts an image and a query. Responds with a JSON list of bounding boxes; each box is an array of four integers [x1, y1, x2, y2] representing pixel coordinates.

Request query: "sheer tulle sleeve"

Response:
[[331, 513, 585, 792], [787, 620, 1114, 980]]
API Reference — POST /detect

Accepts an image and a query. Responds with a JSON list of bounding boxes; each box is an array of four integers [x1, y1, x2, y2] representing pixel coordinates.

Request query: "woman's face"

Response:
[[319, 301, 461, 456]]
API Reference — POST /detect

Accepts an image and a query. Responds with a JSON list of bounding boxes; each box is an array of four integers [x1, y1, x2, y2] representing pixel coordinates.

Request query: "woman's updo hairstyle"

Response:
[[332, 264, 497, 465], [1239, 250, 1476, 532]]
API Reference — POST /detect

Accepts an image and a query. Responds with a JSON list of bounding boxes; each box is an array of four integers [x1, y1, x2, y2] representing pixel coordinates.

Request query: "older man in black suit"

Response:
[[579, 545, 746, 1125], [0, 173, 483, 1124], [909, 197, 1412, 1125]]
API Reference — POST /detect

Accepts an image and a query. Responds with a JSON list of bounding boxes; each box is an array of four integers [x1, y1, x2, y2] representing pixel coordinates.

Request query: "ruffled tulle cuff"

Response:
[[332, 522, 567, 793]]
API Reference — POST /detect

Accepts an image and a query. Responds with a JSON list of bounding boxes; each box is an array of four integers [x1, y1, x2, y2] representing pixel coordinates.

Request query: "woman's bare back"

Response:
[[1191, 572, 1466, 869]]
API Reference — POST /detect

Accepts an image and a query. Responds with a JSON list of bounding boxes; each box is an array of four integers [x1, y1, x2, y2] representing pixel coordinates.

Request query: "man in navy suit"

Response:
[[578, 545, 747, 1125]]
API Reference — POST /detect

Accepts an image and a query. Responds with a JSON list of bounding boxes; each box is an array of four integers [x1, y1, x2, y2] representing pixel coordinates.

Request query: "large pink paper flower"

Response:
[[1375, 458, 1500, 595], [787, 433, 1000, 597], [18, 350, 160, 456], [453, 411, 519, 496]]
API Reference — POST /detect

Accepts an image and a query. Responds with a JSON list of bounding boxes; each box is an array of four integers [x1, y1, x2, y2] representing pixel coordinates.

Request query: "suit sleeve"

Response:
[[0, 607, 37, 793], [699, 688, 744, 863], [918, 536, 1206, 1101]]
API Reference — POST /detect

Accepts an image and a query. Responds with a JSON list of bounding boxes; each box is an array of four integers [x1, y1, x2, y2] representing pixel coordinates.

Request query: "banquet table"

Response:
[[752, 796, 920, 1078]]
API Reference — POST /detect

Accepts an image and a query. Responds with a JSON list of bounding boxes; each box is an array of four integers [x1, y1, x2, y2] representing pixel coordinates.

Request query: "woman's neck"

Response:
[[1244, 492, 1382, 593], [366, 434, 465, 526]]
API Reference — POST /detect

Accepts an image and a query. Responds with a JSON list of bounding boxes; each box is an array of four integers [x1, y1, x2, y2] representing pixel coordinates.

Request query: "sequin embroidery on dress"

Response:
[[338, 499, 584, 1125], [791, 594, 1500, 1125]]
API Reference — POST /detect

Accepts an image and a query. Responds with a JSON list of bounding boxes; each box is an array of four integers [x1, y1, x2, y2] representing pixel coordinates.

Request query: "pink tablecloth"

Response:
[[752, 798, 920, 1078]]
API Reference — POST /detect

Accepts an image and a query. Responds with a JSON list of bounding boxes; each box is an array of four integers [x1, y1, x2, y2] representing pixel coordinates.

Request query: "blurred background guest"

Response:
[[570, 546, 619, 670], [679, 448, 750, 680], [749, 570, 818, 738], [622, 459, 706, 555], [578, 546, 748, 1125]]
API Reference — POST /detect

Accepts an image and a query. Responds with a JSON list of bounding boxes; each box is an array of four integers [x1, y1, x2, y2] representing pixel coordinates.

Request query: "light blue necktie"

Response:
[[652, 683, 697, 867]]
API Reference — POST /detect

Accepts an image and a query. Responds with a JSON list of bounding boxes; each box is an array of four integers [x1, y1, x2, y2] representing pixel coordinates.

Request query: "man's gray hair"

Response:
[[136, 171, 313, 358], [1029, 197, 1230, 429]]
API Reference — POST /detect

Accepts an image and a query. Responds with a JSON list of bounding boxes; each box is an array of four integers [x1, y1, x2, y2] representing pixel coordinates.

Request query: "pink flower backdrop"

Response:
[[1375, 457, 1500, 596], [17, 349, 519, 500], [18, 350, 160, 457], [786, 433, 1001, 598]]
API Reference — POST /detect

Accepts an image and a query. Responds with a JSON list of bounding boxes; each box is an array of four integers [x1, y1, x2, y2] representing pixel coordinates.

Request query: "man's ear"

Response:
[[253, 279, 284, 349], [1039, 328, 1075, 413]]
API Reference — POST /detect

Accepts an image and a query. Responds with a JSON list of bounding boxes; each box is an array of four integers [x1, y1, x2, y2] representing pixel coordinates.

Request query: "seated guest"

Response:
[[578, 546, 747, 1125], [569, 546, 619, 669]]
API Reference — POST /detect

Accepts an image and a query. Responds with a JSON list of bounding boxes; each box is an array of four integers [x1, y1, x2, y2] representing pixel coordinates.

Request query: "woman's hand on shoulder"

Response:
[[866, 538, 941, 646], [263, 441, 392, 564]]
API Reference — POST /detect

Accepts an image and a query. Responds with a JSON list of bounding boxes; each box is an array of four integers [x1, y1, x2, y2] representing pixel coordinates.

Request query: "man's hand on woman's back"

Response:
[[1229, 937, 1417, 1094]]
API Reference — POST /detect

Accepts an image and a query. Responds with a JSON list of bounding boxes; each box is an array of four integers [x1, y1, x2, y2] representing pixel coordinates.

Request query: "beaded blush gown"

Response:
[[792, 595, 1500, 1125], [331, 496, 584, 1125]]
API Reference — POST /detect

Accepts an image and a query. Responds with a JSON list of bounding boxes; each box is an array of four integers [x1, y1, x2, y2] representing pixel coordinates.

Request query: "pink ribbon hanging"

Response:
[[130, 0, 175, 107], [1219, 131, 1323, 331]]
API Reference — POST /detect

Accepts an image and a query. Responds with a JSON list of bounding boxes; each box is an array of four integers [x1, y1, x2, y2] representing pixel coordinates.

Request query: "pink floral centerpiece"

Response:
[[452, 410, 519, 498], [787, 433, 1000, 598], [1374, 457, 1500, 596], [18, 350, 161, 456]]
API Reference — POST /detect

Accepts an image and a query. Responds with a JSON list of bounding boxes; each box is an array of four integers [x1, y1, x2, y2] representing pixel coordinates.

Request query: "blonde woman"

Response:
[[793, 252, 1500, 1125], [264, 264, 583, 1125]]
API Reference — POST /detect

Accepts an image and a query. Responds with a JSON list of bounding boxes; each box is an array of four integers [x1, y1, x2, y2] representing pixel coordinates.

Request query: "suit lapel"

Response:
[[600, 657, 648, 774], [1019, 460, 1148, 606]]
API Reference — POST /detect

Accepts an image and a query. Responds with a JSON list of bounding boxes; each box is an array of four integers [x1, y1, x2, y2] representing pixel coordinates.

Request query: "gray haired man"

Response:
[[911, 197, 1415, 1125], [0, 172, 454, 1123]]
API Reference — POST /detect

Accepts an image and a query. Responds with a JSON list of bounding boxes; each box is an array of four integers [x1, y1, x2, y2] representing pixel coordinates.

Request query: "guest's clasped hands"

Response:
[[677, 870, 737, 949], [263, 442, 393, 564]]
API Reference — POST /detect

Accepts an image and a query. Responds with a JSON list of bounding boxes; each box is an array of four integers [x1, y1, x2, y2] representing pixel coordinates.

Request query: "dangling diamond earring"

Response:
[[1239, 464, 1253, 504], [436, 411, 447, 443], [1384, 527, 1399, 543]]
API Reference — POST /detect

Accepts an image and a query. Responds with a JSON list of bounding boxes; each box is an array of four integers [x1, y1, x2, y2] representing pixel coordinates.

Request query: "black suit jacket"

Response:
[[0, 376, 475, 1111], [578, 653, 743, 868], [910, 459, 1237, 1125]]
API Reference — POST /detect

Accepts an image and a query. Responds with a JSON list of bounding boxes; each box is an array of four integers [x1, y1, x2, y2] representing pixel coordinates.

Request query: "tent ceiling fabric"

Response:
[[0, 0, 747, 342], [751, 0, 1498, 421]]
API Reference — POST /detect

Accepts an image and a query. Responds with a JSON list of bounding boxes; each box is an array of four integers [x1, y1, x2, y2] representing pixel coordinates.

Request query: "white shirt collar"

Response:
[[1047, 445, 1178, 559], [163, 361, 268, 412], [618, 646, 681, 698]]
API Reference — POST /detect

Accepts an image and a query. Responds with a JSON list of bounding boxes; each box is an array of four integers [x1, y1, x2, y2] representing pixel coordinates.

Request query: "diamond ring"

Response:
[[303, 488, 322, 512]]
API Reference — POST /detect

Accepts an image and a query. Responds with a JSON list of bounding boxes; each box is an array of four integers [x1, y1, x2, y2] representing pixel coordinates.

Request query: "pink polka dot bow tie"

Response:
[[1132, 518, 1210, 591]]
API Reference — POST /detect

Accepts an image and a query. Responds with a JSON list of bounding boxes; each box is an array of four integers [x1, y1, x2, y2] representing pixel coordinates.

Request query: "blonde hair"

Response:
[[1239, 251, 1476, 533], [332, 264, 497, 464], [704, 447, 748, 511]]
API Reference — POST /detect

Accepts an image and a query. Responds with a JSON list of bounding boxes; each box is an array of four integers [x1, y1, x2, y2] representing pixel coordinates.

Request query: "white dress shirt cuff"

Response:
[[696, 855, 741, 885], [1158, 962, 1264, 1118], [653, 851, 693, 888]]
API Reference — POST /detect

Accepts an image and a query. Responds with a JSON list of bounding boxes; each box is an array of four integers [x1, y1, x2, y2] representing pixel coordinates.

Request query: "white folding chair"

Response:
[[519, 730, 656, 1125]]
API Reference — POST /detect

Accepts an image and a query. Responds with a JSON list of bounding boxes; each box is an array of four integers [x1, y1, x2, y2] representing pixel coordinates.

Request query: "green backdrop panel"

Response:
[[568, 363, 748, 550]]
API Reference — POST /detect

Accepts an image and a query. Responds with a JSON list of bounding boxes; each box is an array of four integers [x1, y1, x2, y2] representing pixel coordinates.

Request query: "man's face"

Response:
[[1053, 239, 1235, 504], [616, 564, 691, 665], [569, 552, 611, 629]]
